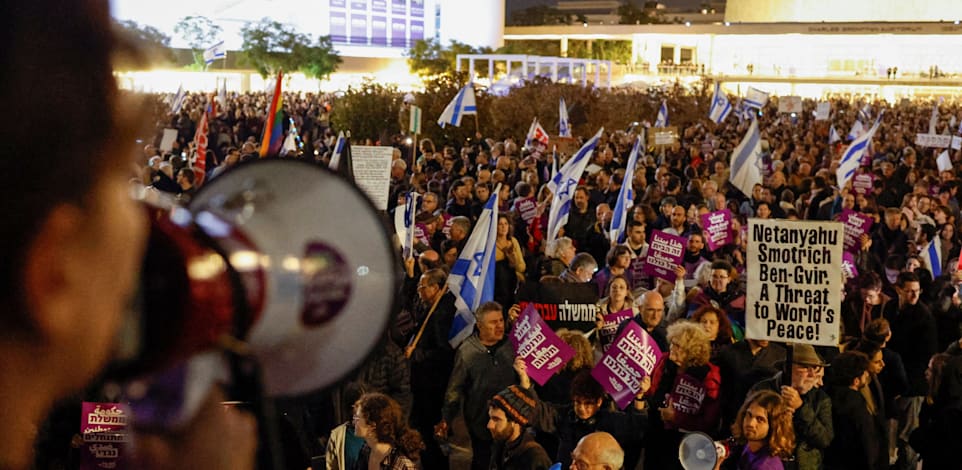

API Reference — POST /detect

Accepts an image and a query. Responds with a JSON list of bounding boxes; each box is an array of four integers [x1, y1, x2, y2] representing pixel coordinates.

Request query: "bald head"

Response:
[[570, 432, 624, 470], [639, 290, 665, 329]]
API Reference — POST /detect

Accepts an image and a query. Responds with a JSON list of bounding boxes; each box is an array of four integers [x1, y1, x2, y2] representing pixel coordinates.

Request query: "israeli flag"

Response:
[[559, 97, 572, 137], [829, 125, 841, 144], [217, 78, 227, 106], [921, 236, 942, 278], [655, 100, 668, 127], [609, 136, 642, 244], [203, 41, 226, 66], [437, 83, 477, 128], [546, 128, 604, 242], [394, 192, 421, 260], [930, 101, 940, 134], [708, 82, 732, 124], [729, 118, 763, 198], [447, 184, 500, 348], [170, 85, 186, 114], [836, 114, 882, 190], [328, 131, 347, 171], [847, 120, 864, 141], [735, 99, 753, 123], [744, 86, 770, 109]]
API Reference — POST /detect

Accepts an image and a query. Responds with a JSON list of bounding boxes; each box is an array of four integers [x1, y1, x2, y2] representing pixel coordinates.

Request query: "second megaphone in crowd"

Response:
[[111, 159, 399, 398], [679, 432, 730, 470]]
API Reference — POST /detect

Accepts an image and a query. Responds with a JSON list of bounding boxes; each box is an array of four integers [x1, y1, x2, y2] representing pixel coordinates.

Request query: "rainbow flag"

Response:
[[259, 71, 284, 157]]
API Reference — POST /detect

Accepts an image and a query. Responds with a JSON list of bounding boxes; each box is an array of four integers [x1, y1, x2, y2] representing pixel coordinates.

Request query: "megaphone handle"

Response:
[[229, 352, 286, 470]]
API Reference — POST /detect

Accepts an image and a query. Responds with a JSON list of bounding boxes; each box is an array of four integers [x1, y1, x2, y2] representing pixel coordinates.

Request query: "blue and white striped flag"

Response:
[[654, 100, 668, 127], [328, 131, 347, 171], [847, 120, 864, 141], [609, 136, 642, 244], [437, 83, 477, 128], [744, 86, 769, 109], [203, 40, 226, 67], [729, 118, 763, 197], [546, 128, 604, 242], [170, 85, 186, 114], [559, 97, 572, 137], [394, 192, 421, 260], [447, 184, 500, 348], [921, 236, 942, 278], [836, 114, 882, 190], [829, 125, 841, 144], [708, 82, 732, 124]]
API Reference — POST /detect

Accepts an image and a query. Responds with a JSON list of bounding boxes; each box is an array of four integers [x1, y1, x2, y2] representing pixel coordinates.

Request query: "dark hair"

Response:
[[831, 351, 869, 387], [570, 369, 605, 401], [710, 259, 733, 272], [605, 245, 631, 267], [355, 393, 424, 460], [857, 271, 882, 291], [850, 340, 882, 360], [421, 268, 447, 288], [1, 0, 134, 332], [862, 318, 891, 345], [896, 271, 919, 288]]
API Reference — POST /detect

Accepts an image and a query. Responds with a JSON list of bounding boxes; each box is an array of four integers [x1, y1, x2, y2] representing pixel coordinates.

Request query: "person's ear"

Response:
[[22, 203, 85, 340]]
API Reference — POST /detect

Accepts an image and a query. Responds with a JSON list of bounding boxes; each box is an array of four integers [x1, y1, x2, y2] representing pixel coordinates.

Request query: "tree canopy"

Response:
[[239, 18, 341, 80], [406, 38, 491, 77], [113, 19, 173, 68], [174, 16, 222, 50]]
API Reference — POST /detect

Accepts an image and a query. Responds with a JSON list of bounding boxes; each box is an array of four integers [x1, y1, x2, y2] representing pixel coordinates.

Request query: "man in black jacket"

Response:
[[882, 271, 937, 470], [407, 268, 457, 470], [826, 351, 883, 470]]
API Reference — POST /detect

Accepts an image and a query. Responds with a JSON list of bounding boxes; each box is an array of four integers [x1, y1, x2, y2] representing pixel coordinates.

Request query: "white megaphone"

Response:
[[112, 159, 398, 398], [678, 432, 729, 470]]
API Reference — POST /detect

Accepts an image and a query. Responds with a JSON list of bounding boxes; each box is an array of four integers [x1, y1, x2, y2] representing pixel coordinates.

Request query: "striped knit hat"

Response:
[[490, 385, 536, 426]]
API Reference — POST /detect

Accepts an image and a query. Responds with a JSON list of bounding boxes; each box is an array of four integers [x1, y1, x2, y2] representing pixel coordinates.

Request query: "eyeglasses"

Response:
[[570, 456, 609, 470]]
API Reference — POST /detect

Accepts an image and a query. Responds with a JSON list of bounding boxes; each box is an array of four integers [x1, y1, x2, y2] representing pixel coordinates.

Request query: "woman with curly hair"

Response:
[[352, 393, 424, 470], [644, 321, 722, 469], [721, 390, 795, 470]]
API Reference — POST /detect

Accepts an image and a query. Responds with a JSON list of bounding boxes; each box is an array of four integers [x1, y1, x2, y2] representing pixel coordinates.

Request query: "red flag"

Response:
[[192, 111, 209, 185]]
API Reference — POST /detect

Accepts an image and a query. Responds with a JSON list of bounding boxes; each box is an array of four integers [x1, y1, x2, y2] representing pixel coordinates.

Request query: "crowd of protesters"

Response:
[[130, 85, 962, 470]]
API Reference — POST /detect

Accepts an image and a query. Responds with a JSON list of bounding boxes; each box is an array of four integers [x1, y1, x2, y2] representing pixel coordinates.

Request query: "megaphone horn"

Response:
[[678, 432, 729, 470]]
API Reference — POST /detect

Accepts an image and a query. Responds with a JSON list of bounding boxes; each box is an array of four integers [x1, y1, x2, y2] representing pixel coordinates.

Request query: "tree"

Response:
[[329, 79, 402, 142], [113, 20, 173, 69], [406, 38, 490, 77], [509, 5, 575, 26], [239, 18, 341, 79], [174, 16, 222, 68], [618, 0, 662, 24]]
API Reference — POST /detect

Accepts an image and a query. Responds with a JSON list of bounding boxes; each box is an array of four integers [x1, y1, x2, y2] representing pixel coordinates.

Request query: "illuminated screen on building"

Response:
[[330, 0, 428, 48]]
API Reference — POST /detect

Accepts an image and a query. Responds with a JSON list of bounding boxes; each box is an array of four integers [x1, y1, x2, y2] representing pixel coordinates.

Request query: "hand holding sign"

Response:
[[510, 304, 576, 386]]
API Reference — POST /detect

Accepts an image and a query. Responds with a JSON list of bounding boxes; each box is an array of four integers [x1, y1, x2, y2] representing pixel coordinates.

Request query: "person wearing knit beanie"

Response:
[[486, 386, 552, 469]]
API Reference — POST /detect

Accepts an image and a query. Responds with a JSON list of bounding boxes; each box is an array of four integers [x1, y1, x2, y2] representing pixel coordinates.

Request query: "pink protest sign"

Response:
[[842, 251, 859, 279], [510, 304, 576, 386], [512, 196, 538, 225], [852, 172, 876, 195], [838, 209, 873, 253], [591, 321, 663, 409], [700, 209, 733, 251], [414, 223, 429, 247], [666, 373, 711, 430], [642, 230, 685, 282], [80, 402, 128, 470], [599, 309, 635, 353]]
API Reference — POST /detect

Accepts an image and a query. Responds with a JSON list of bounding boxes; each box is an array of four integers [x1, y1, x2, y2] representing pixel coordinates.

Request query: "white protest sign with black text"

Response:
[[351, 145, 394, 210], [746, 219, 842, 346]]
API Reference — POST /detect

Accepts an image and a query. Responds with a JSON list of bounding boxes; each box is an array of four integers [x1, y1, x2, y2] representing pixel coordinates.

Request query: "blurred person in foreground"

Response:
[[0, 2, 256, 469]]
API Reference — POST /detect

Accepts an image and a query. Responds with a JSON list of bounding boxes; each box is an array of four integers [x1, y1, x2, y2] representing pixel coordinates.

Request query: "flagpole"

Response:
[[474, 114, 480, 135]]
